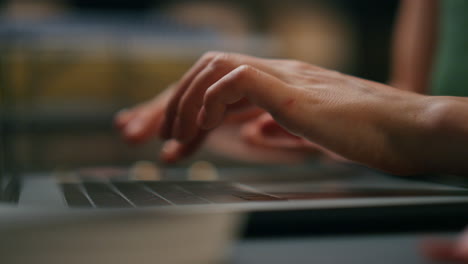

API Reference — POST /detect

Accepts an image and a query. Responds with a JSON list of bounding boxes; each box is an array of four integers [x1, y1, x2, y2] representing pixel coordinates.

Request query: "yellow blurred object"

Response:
[[269, 2, 355, 70], [188, 161, 218, 181], [129, 161, 161, 181], [7, 49, 192, 107]]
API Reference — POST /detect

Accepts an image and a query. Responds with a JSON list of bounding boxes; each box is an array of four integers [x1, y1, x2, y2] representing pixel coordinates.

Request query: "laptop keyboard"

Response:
[[61, 181, 283, 208]]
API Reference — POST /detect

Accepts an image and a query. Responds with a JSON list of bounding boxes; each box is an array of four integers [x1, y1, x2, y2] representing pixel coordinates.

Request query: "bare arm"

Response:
[[391, 0, 438, 93]]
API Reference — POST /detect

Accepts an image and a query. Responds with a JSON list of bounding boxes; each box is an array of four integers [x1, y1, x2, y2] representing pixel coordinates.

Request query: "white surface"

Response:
[[0, 207, 242, 264]]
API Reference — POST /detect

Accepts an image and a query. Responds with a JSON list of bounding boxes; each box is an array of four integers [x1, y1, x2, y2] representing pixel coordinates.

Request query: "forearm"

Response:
[[382, 96, 468, 175], [303, 89, 468, 176], [390, 0, 438, 93]]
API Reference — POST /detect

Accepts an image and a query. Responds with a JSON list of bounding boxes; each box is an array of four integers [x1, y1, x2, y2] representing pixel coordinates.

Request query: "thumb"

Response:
[[241, 113, 309, 149]]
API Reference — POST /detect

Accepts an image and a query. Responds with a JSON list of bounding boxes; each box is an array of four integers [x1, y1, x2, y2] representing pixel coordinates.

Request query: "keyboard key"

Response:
[[112, 182, 170, 207], [83, 182, 133, 208], [143, 182, 210, 205], [61, 183, 93, 208], [179, 182, 253, 203]]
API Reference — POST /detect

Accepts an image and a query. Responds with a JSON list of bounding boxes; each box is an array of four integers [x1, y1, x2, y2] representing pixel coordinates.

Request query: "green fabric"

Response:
[[431, 0, 468, 96]]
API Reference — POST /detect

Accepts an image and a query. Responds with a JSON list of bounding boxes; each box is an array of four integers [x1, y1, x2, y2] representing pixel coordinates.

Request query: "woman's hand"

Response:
[[158, 52, 435, 174], [114, 77, 319, 164], [116, 51, 468, 175]]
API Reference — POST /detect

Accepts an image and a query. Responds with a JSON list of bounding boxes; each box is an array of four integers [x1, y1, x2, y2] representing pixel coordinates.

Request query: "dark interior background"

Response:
[[0, 0, 398, 173]]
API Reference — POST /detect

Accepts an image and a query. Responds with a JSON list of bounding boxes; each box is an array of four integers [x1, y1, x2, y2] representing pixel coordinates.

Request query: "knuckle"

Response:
[[204, 87, 217, 102], [233, 65, 255, 79], [287, 60, 324, 73], [209, 53, 234, 69], [201, 51, 221, 61], [288, 60, 308, 70]]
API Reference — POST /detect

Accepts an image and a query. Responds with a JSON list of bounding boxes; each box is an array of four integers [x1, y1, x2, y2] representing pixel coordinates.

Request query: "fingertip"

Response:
[[159, 153, 178, 164], [116, 108, 130, 115], [114, 109, 130, 129], [123, 120, 154, 145], [125, 119, 144, 135], [115, 108, 129, 118], [160, 140, 183, 163], [240, 121, 258, 144]]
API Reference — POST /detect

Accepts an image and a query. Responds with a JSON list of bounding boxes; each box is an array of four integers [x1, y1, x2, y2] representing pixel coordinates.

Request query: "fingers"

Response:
[[114, 108, 139, 130], [161, 52, 282, 142], [120, 52, 302, 163], [172, 56, 239, 142], [160, 52, 225, 139], [161, 65, 288, 163], [122, 107, 165, 143], [160, 132, 208, 163], [198, 65, 294, 131], [115, 87, 174, 143]]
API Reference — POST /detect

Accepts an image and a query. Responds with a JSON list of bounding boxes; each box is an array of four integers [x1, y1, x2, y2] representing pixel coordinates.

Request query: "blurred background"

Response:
[[0, 0, 398, 173]]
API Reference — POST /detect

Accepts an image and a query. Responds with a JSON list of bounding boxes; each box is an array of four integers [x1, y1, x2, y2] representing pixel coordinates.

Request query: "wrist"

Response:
[[374, 94, 437, 174], [400, 96, 468, 174]]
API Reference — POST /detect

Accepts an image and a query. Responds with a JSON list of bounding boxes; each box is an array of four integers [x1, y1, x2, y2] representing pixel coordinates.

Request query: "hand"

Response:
[[115, 85, 209, 160], [114, 81, 318, 163], [161, 51, 433, 174]]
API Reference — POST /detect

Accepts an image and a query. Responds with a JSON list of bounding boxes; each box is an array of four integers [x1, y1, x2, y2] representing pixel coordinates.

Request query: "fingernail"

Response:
[[160, 140, 181, 163], [125, 120, 143, 136], [114, 109, 129, 127], [116, 108, 129, 117]]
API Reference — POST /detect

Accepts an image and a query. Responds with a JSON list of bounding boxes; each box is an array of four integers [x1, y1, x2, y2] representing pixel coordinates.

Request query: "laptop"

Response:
[[4, 127, 468, 238], [2, 77, 468, 236], [4, 108, 468, 261]]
